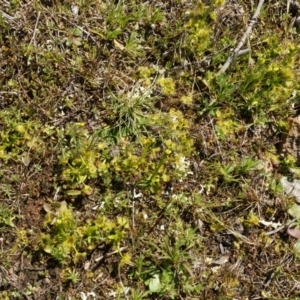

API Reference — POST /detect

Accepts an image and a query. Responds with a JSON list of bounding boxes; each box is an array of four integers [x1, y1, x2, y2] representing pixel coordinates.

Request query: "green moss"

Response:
[[157, 77, 176, 96]]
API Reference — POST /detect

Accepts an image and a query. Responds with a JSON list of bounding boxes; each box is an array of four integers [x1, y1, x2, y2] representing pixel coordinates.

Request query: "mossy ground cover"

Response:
[[1, 0, 300, 299]]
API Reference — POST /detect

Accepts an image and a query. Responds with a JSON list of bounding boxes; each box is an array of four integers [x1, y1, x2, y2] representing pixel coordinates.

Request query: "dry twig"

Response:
[[29, 11, 40, 47], [0, 10, 15, 21], [217, 0, 265, 75]]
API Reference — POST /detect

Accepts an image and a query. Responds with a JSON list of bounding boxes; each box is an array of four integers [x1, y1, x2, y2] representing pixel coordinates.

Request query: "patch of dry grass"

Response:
[[1, 0, 300, 299]]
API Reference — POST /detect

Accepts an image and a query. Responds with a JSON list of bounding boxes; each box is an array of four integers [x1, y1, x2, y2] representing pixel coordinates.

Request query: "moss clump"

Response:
[[157, 77, 176, 96]]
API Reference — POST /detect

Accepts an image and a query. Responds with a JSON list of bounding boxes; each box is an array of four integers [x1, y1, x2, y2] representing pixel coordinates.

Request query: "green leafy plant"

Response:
[[132, 220, 202, 298], [101, 84, 157, 139], [60, 268, 80, 284], [0, 204, 15, 228]]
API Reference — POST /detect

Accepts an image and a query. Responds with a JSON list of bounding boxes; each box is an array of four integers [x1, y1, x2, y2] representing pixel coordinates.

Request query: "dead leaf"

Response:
[[287, 224, 300, 239], [113, 39, 124, 51]]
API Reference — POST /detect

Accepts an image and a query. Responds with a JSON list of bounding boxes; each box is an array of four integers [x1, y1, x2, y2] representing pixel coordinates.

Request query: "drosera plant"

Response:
[[210, 37, 300, 128], [0, 108, 44, 162], [57, 122, 100, 194], [112, 108, 195, 192], [56, 87, 195, 194], [60, 267, 80, 284], [38, 200, 130, 266], [183, 0, 225, 59]]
